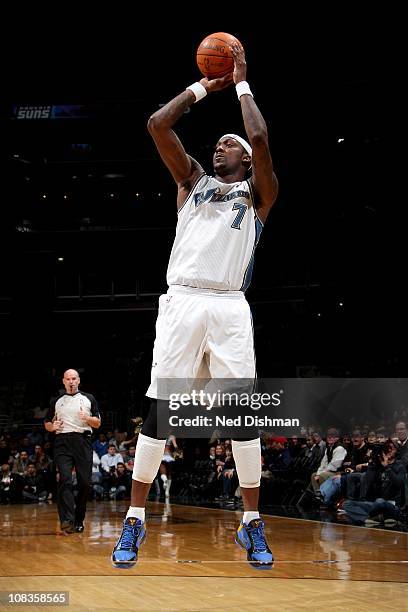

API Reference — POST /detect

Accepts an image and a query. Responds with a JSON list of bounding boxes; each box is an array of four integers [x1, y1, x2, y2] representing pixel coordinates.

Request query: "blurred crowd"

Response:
[[1, 418, 407, 529]]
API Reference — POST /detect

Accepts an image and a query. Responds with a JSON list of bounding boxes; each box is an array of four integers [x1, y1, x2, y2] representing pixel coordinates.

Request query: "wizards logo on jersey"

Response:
[[194, 188, 250, 208], [194, 188, 219, 208]]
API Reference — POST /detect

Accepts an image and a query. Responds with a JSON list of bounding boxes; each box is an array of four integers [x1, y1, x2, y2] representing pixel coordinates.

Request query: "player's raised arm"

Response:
[[147, 74, 233, 208], [231, 43, 278, 223]]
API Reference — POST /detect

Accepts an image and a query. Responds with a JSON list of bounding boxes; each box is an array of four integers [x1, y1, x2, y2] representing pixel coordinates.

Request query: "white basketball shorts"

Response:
[[146, 285, 255, 399]]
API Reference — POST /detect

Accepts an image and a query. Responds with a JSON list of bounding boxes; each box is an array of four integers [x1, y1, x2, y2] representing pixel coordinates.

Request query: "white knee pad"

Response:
[[232, 438, 261, 488], [132, 433, 166, 483]]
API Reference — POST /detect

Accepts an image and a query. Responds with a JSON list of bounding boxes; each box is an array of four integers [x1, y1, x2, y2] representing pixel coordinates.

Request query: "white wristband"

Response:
[[186, 82, 207, 103], [236, 81, 253, 100]]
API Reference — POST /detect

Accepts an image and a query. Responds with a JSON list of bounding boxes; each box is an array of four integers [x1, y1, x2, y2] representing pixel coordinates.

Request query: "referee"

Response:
[[45, 369, 101, 533]]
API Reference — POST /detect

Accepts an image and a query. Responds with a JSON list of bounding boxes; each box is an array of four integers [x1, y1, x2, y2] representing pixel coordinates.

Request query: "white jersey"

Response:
[[166, 174, 263, 292]]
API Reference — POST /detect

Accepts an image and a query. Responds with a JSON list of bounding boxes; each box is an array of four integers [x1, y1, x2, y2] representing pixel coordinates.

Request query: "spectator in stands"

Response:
[[395, 421, 408, 469], [12, 450, 29, 476], [342, 433, 352, 453], [320, 430, 372, 506], [214, 444, 225, 467], [376, 429, 387, 444], [311, 428, 347, 495], [263, 437, 291, 471], [366, 431, 377, 448], [303, 435, 314, 458], [101, 444, 123, 474], [224, 439, 232, 452], [109, 429, 127, 453], [343, 430, 371, 473], [223, 447, 235, 469], [221, 448, 238, 502], [311, 431, 326, 461], [109, 462, 131, 500], [212, 444, 226, 498], [92, 433, 108, 458], [22, 463, 47, 503], [216, 446, 238, 503], [34, 447, 52, 473], [1, 463, 22, 503], [29, 444, 43, 464], [343, 440, 405, 525], [288, 436, 303, 459], [122, 445, 136, 473]]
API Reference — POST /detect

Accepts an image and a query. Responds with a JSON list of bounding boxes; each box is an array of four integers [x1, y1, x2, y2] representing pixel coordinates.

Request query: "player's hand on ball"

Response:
[[231, 42, 247, 84], [199, 72, 233, 93]]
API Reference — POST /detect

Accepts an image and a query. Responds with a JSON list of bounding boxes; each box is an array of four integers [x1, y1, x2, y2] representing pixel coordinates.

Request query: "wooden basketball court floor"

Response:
[[0, 500, 407, 611]]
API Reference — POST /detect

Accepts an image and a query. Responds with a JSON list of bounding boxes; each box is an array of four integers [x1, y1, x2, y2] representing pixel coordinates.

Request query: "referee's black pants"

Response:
[[54, 433, 92, 525]]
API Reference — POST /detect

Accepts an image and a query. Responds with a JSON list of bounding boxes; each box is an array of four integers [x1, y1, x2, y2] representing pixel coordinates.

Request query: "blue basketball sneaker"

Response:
[[111, 517, 146, 567], [235, 518, 273, 569]]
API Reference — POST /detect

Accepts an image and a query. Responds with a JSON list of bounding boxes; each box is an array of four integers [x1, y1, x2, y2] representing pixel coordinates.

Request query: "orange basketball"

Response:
[[196, 32, 241, 79]]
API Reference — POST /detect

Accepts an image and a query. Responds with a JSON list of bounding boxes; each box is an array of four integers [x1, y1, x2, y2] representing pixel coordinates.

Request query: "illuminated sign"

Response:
[[12, 105, 88, 119]]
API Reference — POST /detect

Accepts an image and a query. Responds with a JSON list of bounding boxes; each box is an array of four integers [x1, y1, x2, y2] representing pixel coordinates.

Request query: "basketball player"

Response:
[[112, 42, 278, 568]]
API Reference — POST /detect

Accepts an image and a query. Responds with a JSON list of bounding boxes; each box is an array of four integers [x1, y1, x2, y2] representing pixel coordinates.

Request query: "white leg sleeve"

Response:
[[132, 433, 166, 483], [232, 438, 261, 488]]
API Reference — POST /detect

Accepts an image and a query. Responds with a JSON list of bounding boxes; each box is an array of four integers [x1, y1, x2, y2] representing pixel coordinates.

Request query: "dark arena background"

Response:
[[0, 11, 407, 611]]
